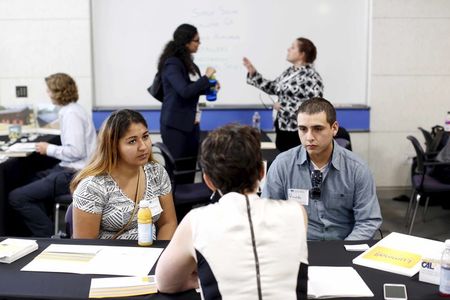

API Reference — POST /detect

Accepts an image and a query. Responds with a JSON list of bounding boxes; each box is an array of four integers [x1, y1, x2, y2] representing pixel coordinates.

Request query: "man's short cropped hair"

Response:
[[296, 97, 336, 126]]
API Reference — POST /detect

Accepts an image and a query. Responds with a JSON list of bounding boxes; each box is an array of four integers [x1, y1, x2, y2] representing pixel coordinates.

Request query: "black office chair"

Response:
[[65, 203, 73, 238], [152, 142, 212, 222], [335, 138, 351, 150], [335, 126, 352, 151], [418, 127, 444, 157], [53, 194, 72, 236], [405, 135, 450, 234]]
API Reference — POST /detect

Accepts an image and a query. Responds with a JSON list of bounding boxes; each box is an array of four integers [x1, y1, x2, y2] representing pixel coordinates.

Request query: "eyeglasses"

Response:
[[309, 170, 322, 200]]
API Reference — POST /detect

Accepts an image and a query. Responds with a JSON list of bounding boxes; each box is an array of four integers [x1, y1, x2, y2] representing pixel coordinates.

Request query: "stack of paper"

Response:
[[7, 142, 36, 152], [89, 276, 157, 298], [352, 232, 444, 277], [22, 244, 164, 276], [0, 238, 38, 264], [308, 266, 373, 298]]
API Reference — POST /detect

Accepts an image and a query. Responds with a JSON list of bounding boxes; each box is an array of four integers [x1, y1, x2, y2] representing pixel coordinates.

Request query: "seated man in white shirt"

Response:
[[8, 73, 97, 237]]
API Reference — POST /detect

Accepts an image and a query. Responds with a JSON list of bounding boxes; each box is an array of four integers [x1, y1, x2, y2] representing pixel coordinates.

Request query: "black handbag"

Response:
[[147, 72, 164, 102]]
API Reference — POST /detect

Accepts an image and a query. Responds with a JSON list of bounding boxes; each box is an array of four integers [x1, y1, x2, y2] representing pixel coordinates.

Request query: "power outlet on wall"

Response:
[[16, 86, 28, 98]]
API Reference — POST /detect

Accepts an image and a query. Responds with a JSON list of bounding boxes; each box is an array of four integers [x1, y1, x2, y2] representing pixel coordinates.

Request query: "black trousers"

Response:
[[8, 164, 75, 237], [275, 120, 301, 152], [160, 124, 200, 184]]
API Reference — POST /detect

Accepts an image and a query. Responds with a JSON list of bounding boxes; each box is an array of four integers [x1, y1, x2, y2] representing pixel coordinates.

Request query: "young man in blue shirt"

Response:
[[262, 97, 382, 240]]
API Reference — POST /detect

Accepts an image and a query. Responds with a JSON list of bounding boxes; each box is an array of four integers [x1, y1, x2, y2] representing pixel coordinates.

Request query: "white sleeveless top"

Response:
[[190, 192, 308, 300]]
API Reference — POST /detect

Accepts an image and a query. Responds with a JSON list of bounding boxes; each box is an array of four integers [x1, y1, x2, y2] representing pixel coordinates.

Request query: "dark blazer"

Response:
[[160, 57, 210, 132]]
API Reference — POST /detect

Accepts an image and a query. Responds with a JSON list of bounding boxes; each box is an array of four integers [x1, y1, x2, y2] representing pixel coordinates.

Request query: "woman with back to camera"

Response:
[[243, 37, 323, 152], [71, 109, 177, 240], [156, 124, 309, 299], [158, 23, 217, 183]]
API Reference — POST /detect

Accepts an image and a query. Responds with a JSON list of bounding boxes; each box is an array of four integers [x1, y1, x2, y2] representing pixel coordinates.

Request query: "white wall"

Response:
[[0, 0, 93, 112], [366, 0, 450, 187], [1, 0, 449, 188]]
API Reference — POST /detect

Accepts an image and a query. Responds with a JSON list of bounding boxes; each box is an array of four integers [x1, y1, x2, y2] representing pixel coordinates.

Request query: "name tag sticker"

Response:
[[148, 197, 163, 217], [288, 188, 309, 206]]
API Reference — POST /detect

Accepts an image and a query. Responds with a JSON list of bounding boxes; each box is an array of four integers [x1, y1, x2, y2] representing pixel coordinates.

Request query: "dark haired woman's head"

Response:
[[173, 24, 198, 47], [97, 109, 152, 171], [200, 124, 263, 195], [297, 37, 317, 63], [157, 23, 199, 74]]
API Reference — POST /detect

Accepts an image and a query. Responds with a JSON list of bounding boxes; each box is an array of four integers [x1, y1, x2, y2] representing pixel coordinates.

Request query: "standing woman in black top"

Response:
[[243, 37, 324, 152], [158, 24, 216, 183]]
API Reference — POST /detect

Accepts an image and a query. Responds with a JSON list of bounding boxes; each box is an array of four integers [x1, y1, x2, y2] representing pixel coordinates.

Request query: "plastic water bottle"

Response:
[[445, 111, 450, 132], [137, 200, 153, 246], [252, 111, 261, 131], [440, 239, 450, 296], [206, 75, 217, 101]]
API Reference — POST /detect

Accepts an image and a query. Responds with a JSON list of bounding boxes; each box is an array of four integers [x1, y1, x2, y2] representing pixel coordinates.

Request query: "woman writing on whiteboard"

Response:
[[158, 23, 216, 183], [243, 37, 324, 152]]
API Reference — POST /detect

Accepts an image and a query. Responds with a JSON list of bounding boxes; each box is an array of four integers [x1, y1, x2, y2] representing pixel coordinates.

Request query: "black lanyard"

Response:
[[245, 194, 262, 300]]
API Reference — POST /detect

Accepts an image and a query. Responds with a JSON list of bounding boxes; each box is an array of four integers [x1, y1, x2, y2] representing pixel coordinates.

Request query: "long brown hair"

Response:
[[157, 23, 198, 74], [70, 109, 154, 192]]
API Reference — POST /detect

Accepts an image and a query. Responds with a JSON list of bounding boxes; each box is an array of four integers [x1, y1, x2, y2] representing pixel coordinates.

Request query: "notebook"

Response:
[[0, 238, 38, 264], [308, 266, 374, 298], [352, 232, 444, 277]]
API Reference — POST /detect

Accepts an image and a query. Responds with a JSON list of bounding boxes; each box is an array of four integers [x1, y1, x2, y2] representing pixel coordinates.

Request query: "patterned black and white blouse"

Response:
[[73, 162, 171, 240], [247, 64, 324, 132]]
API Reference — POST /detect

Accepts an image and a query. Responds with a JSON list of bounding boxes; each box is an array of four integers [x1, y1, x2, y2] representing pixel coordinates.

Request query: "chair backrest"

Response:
[[152, 142, 211, 222], [152, 142, 176, 183], [335, 127, 352, 151], [430, 130, 444, 153], [418, 126, 444, 153], [407, 135, 426, 174], [64, 203, 73, 238], [418, 127, 433, 149], [335, 138, 350, 150]]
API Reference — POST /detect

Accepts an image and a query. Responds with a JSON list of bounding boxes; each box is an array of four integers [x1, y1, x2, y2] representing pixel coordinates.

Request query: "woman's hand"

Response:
[[205, 67, 216, 78], [273, 102, 281, 111], [243, 57, 256, 76]]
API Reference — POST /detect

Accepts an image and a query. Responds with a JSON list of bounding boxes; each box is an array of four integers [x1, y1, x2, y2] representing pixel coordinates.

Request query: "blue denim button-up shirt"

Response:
[[262, 141, 382, 240]]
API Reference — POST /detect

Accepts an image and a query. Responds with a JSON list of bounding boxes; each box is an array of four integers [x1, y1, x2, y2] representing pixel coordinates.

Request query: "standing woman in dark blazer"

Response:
[[158, 23, 216, 183]]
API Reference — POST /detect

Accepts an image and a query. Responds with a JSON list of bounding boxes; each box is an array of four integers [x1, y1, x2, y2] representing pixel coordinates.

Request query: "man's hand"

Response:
[[35, 142, 49, 155]]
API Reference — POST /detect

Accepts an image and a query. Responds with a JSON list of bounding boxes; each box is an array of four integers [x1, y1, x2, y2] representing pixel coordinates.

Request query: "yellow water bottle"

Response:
[[137, 200, 153, 246]]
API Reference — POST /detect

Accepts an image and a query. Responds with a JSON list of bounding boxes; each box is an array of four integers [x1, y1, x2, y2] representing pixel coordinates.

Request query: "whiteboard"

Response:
[[92, 0, 370, 107]]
